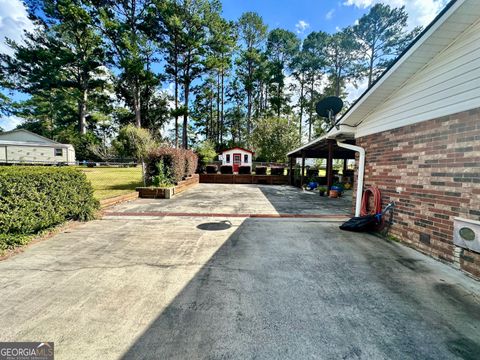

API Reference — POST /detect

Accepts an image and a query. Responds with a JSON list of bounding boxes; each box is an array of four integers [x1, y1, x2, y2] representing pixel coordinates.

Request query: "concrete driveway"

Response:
[[109, 184, 352, 216], [1, 184, 479, 359]]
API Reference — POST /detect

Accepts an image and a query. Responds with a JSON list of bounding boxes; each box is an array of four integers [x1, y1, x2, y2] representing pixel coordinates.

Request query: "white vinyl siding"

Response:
[[356, 19, 480, 138], [0, 146, 5, 161], [221, 149, 253, 167], [4, 145, 70, 164]]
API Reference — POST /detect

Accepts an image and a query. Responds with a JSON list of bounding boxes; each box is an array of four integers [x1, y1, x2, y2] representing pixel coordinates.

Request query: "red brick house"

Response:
[[288, 0, 480, 278]]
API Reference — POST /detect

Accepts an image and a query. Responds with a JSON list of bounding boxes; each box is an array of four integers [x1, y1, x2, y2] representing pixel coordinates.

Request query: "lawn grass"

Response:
[[77, 166, 143, 200]]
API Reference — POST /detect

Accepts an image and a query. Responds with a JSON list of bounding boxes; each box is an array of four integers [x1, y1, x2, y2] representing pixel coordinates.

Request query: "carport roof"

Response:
[[287, 136, 356, 159]]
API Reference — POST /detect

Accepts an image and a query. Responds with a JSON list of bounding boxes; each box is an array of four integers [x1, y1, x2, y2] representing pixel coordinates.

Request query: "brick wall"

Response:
[[355, 108, 480, 278]]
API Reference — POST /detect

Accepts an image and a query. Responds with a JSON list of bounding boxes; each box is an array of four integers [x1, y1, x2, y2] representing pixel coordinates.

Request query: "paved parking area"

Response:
[[109, 183, 353, 216], [1, 185, 479, 359]]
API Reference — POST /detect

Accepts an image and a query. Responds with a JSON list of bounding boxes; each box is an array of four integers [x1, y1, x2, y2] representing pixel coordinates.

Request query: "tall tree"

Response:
[[2, 0, 108, 135], [92, 0, 154, 128], [252, 117, 299, 162], [266, 28, 299, 117], [169, 0, 219, 149], [191, 74, 216, 141], [303, 31, 328, 141], [325, 28, 359, 98], [225, 77, 245, 145], [156, 0, 185, 147], [291, 45, 309, 142], [236, 12, 267, 144], [353, 4, 422, 86], [205, 15, 236, 146]]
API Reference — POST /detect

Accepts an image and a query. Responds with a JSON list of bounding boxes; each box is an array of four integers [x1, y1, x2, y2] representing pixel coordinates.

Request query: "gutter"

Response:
[[336, 141, 365, 217]]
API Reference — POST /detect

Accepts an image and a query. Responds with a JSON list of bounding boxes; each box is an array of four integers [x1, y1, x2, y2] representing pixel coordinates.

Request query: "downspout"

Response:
[[336, 141, 365, 217]]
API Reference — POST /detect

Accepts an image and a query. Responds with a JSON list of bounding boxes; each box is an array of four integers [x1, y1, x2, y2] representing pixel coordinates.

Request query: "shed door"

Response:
[[233, 153, 241, 172]]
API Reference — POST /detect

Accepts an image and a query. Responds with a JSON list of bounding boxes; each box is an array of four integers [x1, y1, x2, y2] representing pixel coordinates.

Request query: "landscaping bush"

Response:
[[0, 167, 99, 248], [185, 149, 198, 177], [206, 165, 218, 174], [271, 167, 285, 176], [220, 165, 233, 174], [255, 166, 267, 175], [145, 147, 198, 185], [238, 165, 251, 174], [152, 161, 173, 187]]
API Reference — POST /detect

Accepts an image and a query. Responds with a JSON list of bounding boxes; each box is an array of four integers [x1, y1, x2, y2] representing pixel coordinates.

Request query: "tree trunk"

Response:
[[238, 105, 242, 144], [247, 91, 252, 145], [308, 78, 314, 141], [209, 93, 214, 141], [277, 83, 281, 118], [174, 62, 179, 148], [368, 49, 375, 87], [216, 73, 221, 145], [183, 83, 190, 149], [299, 77, 304, 143], [220, 69, 225, 146], [335, 67, 342, 97], [134, 85, 141, 128], [78, 89, 88, 135]]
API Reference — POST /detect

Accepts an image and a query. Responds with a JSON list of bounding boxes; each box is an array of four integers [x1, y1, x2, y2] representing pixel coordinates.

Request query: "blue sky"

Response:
[[221, 0, 366, 36], [0, 0, 449, 131]]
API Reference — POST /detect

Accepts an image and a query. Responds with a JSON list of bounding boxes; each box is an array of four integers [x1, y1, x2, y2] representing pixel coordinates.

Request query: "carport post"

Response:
[[326, 139, 334, 190], [289, 156, 295, 185], [301, 152, 305, 187]]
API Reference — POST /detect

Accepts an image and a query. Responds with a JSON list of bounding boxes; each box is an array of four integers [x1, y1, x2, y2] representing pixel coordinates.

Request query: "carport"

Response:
[[287, 136, 357, 190], [287, 134, 367, 216]]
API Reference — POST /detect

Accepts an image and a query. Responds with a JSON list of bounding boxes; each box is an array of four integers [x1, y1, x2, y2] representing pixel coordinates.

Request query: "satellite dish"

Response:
[[316, 96, 343, 119]]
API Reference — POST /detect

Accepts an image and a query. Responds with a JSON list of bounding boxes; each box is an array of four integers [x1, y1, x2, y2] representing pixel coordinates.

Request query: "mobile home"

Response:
[[0, 129, 76, 165]]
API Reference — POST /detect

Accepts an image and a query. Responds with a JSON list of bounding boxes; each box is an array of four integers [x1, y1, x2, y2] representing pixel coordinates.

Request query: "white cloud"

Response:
[[343, 0, 449, 29], [345, 77, 369, 104], [295, 20, 310, 34], [326, 9, 335, 20], [0, 115, 24, 131], [0, 0, 35, 55]]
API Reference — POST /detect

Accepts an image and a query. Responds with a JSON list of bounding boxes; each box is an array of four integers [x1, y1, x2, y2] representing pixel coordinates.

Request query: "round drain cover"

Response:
[[197, 221, 232, 231]]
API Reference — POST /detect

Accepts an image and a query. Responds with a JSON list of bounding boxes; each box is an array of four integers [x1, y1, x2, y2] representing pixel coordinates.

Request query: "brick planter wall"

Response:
[[355, 108, 480, 278], [175, 174, 199, 194], [137, 174, 199, 198]]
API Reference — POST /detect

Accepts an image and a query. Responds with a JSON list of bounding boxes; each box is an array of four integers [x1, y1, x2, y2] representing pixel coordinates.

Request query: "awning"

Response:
[[287, 136, 357, 159]]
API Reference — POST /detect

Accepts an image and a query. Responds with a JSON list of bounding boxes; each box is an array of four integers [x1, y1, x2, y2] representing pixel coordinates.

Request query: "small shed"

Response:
[[220, 147, 254, 172], [0, 129, 76, 165]]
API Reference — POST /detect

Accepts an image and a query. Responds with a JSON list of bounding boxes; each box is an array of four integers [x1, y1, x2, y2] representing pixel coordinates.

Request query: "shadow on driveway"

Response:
[[121, 218, 480, 360]]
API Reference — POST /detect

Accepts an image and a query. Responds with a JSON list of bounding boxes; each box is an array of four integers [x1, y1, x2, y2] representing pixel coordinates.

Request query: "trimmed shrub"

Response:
[[238, 166, 251, 174], [0, 167, 99, 243], [145, 147, 198, 185], [185, 149, 198, 177], [271, 167, 285, 176], [152, 161, 173, 187], [220, 165, 233, 174], [146, 147, 183, 184], [255, 166, 267, 175], [206, 165, 218, 174]]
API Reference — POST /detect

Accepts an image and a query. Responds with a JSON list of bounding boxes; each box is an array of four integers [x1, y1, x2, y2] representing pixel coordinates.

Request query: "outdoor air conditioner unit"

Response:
[[453, 217, 480, 253]]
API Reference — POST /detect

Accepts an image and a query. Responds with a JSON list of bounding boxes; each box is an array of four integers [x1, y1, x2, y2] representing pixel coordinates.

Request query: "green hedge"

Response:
[[145, 147, 198, 185], [0, 167, 99, 246]]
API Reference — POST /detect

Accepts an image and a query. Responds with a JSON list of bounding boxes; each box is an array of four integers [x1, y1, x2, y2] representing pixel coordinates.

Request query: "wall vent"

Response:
[[453, 217, 480, 253]]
